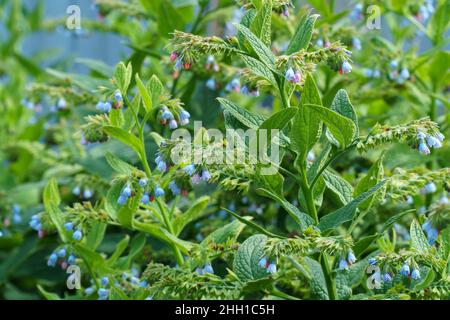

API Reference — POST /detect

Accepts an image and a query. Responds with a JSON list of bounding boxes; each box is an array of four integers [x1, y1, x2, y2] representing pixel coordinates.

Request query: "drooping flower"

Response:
[[422, 182, 437, 194], [122, 185, 132, 198], [418, 141, 430, 155], [267, 263, 277, 274], [339, 258, 349, 270], [426, 135, 442, 149], [141, 193, 150, 205], [73, 229, 83, 241], [258, 258, 268, 268], [400, 263, 410, 276], [47, 253, 58, 267], [117, 195, 127, 205], [57, 248, 67, 258], [184, 164, 196, 176], [139, 178, 148, 188], [169, 119, 178, 130], [155, 186, 165, 198], [101, 277, 109, 287], [383, 273, 392, 282], [316, 38, 324, 47], [168, 181, 181, 195], [68, 254, 76, 265], [203, 264, 214, 274], [191, 173, 201, 185], [348, 250, 357, 265], [352, 37, 361, 50], [206, 78, 216, 90], [72, 186, 81, 196], [83, 189, 93, 199], [114, 90, 123, 102], [411, 269, 421, 280], [201, 170, 211, 182], [64, 222, 74, 231], [340, 61, 352, 74]]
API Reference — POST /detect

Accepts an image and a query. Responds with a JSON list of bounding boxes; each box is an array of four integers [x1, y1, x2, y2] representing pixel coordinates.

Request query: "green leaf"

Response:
[[318, 181, 387, 231], [201, 220, 246, 246], [223, 209, 285, 239], [291, 74, 322, 159], [322, 169, 353, 205], [43, 179, 67, 242], [335, 257, 370, 299], [354, 154, 384, 210], [37, 285, 61, 300], [235, 24, 276, 70], [75, 58, 114, 78], [173, 196, 210, 235], [217, 98, 266, 129], [105, 152, 136, 175], [250, 0, 272, 46], [106, 235, 130, 266], [147, 75, 163, 109], [304, 103, 356, 149], [233, 235, 269, 282], [158, 0, 185, 38], [136, 74, 153, 112], [85, 222, 106, 251], [286, 12, 319, 54], [303, 257, 329, 299], [259, 108, 297, 131], [428, 2, 450, 45], [103, 126, 143, 156], [257, 188, 314, 230], [241, 55, 277, 86], [109, 108, 125, 128], [330, 89, 359, 137], [114, 62, 132, 94], [410, 219, 430, 253]]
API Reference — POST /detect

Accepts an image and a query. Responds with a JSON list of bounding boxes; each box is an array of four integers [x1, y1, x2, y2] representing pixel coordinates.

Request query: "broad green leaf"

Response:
[[250, 0, 272, 46], [303, 257, 329, 299], [136, 74, 153, 112], [75, 58, 114, 78], [114, 62, 132, 94], [428, 2, 450, 45], [106, 235, 130, 266], [103, 126, 143, 156], [235, 24, 276, 70], [105, 152, 136, 175], [335, 257, 370, 299], [286, 13, 319, 54], [257, 188, 315, 230], [109, 108, 125, 127], [330, 89, 359, 137], [353, 235, 379, 257], [201, 220, 246, 246], [304, 103, 356, 149], [233, 235, 269, 282], [241, 55, 277, 86], [354, 154, 384, 210], [173, 196, 210, 235], [318, 181, 387, 231], [85, 222, 106, 251], [259, 108, 297, 131], [217, 98, 266, 129], [147, 75, 163, 109], [158, 0, 185, 38], [43, 179, 67, 242], [322, 169, 353, 205], [410, 219, 430, 253], [117, 187, 142, 227], [291, 74, 322, 160]]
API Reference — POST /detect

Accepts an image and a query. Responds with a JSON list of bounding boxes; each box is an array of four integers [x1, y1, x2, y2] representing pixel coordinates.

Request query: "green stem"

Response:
[[156, 199, 184, 266], [320, 253, 337, 300], [278, 78, 291, 109], [269, 287, 300, 300], [299, 163, 318, 224], [310, 144, 356, 190]]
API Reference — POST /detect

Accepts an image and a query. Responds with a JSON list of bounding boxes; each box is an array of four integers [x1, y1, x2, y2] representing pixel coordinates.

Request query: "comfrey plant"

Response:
[[18, 0, 448, 301]]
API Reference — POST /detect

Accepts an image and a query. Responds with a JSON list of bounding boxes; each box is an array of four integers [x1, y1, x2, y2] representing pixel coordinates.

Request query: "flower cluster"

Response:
[[72, 185, 94, 200], [195, 263, 214, 275], [258, 257, 277, 274], [64, 221, 84, 241], [357, 118, 444, 154], [338, 250, 357, 270], [158, 101, 191, 129], [29, 214, 45, 237], [47, 246, 77, 269]]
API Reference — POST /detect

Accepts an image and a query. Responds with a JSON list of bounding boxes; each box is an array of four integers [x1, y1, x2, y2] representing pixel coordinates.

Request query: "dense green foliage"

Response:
[[0, 0, 449, 300]]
